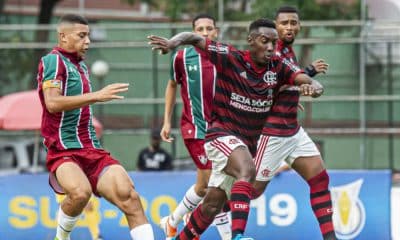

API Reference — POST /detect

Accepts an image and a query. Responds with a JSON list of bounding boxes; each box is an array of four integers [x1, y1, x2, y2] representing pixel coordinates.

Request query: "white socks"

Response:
[[213, 212, 232, 240], [170, 184, 203, 227], [56, 207, 80, 240], [129, 223, 154, 240]]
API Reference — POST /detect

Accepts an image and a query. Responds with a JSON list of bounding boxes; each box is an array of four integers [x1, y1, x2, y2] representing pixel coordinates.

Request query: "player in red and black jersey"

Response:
[[252, 6, 337, 240], [148, 18, 323, 240]]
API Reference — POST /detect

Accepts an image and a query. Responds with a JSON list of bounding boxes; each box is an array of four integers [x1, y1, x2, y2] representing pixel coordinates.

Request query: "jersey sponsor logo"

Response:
[[233, 203, 249, 210], [263, 71, 277, 86], [208, 44, 229, 54], [331, 179, 366, 240], [229, 92, 273, 113], [188, 65, 198, 71]]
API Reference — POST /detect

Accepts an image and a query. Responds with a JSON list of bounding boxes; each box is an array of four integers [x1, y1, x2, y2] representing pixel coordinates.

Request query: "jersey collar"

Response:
[[54, 46, 83, 64]]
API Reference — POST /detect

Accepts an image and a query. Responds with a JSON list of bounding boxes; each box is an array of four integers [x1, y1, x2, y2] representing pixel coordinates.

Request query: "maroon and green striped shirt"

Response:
[[37, 47, 101, 150], [171, 47, 216, 139]]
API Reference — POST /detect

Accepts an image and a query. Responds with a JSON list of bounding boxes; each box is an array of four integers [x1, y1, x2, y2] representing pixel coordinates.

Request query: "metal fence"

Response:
[[0, 20, 399, 170]]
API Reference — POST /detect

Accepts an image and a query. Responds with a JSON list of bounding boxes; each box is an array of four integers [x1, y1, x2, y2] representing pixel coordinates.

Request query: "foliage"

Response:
[[123, 0, 360, 21], [0, 35, 34, 95], [251, 0, 360, 21]]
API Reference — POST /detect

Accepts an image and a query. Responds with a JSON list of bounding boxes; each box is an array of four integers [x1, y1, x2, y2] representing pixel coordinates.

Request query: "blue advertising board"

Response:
[[0, 170, 391, 240]]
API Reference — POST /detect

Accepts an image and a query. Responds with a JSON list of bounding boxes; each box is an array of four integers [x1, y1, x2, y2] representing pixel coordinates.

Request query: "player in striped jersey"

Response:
[[37, 14, 154, 240], [159, 14, 231, 240], [252, 6, 337, 240], [149, 18, 323, 240]]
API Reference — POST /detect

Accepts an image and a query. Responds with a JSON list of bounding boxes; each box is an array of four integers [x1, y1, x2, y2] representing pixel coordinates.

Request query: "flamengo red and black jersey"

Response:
[[262, 39, 302, 137], [171, 47, 216, 140], [198, 39, 302, 156], [37, 47, 101, 150]]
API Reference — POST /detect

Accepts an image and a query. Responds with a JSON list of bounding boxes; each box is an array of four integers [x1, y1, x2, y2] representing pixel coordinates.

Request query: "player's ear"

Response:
[[59, 32, 66, 43], [247, 35, 253, 44], [215, 27, 220, 36]]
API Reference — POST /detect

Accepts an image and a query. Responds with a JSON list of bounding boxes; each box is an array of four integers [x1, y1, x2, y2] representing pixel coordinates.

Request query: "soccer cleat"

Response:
[[159, 216, 177, 239], [231, 234, 254, 240]]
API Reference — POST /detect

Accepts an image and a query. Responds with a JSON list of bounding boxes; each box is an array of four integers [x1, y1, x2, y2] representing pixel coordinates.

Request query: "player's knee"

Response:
[[239, 164, 256, 182], [69, 187, 92, 206], [117, 188, 141, 212], [201, 201, 221, 218]]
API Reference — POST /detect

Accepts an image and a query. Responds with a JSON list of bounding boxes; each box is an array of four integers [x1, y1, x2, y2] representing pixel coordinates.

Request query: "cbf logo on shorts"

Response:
[[331, 179, 366, 240]]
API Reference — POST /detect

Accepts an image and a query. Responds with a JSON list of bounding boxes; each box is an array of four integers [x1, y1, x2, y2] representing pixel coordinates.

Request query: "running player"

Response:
[[37, 14, 154, 240], [148, 18, 323, 240], [159, 13, 231, 240], [252, 6, 337, 240]]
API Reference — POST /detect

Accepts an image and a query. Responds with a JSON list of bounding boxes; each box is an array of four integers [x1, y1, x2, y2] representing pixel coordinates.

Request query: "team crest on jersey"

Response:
[[263, 71, 277, 86], [197, 154, 208, 165], [261, 169, 270, 177], [331, 179, 366, 239]]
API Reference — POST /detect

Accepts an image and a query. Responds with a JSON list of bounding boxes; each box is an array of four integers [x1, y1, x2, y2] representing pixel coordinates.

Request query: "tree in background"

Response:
[[126, 0, 360, 67], [30, 0, 62, 88]]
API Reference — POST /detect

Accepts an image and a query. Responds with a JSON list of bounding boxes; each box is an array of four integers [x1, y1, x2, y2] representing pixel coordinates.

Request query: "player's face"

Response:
[[276, 12, 300, 44], [193, 18, 218, 40], [248, 27, 278, 66], [61, 23, 90, 57]]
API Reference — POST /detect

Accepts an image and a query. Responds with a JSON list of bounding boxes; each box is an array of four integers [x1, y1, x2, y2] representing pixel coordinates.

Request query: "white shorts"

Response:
[[254, 127, 320, 181], [204, 135, 247, 198]]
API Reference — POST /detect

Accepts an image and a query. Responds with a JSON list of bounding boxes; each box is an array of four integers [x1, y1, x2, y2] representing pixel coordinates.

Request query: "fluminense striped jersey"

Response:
[[37, 47, 101, 150], [199, 39, 302, 156], [262, 39, 302, 136], [171, 47, 216, 139]]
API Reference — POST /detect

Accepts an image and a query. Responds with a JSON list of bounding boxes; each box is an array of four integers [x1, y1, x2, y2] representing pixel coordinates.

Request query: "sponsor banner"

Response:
[[0, 170, 391, 239]]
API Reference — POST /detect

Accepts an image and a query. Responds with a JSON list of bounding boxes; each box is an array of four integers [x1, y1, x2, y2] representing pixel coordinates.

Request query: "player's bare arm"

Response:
[[294, 74, 324, 98], [161, 80, 177, 143], [43, 82, 129, 113], [147, 32, 206, 54]]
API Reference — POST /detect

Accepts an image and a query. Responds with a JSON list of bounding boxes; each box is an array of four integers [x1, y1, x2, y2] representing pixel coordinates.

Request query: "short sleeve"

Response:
[[40, 54, 66, 91], [276, 56, 304, 85], [195, 38, 235, 72]]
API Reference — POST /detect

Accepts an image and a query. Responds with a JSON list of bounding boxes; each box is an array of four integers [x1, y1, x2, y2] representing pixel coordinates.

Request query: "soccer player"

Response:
[[148, 18, 323, 240], [252, 6, 337, 240], [160, 13, 231, 240], [37, 14, 154, 240]]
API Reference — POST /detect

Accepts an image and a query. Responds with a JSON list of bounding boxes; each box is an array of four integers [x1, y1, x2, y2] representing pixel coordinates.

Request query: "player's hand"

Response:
[[311, 59, 329, 74], [95, 83, 129, 102], [147, 35, 174, 55], [299, 84, 315, 96], [161, 123, 174, 143]]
